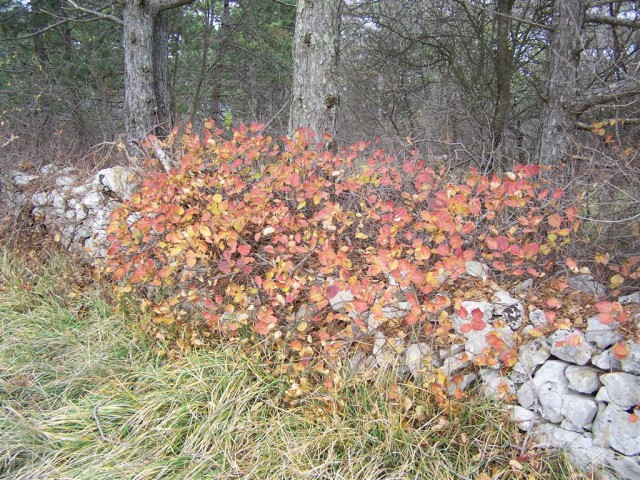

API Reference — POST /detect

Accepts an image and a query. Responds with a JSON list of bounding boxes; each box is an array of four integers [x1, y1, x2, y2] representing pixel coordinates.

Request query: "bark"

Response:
[[153, 10, 171, 137], [123, 0, 193, 142], [537, 0, 585, 166], [288, 0, 343, 144], [210, 0, 231, 122], [123, 0, 159, 141], [489, 0, 515, 172]]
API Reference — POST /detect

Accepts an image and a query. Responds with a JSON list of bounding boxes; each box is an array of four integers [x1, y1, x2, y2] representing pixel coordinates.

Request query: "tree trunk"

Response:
[[154, 10, 171, 137], [538, 0, 584, 166], [288, 0, 343, 144], [489, 0, 515, 172], [123, 0, 157, 141], [210, 0, 231, 122], [123, 0, 193, 143]]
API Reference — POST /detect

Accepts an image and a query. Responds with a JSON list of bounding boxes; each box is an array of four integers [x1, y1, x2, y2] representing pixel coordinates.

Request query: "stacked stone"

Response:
[[5, 165, 139, 256]]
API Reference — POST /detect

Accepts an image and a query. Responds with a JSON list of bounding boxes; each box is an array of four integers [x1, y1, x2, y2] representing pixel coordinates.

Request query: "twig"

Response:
[[93, 401, 110, 442], [65, 0, 123, 25]]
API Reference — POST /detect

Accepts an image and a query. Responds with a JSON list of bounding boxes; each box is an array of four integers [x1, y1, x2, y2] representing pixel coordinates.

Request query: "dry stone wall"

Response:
[[4, 165, 139, 256], [3, 168, 640, 479]]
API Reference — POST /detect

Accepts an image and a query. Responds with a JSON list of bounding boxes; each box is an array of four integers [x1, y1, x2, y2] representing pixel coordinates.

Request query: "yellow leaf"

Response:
[[212, 193, 223, 203], [610, 274, 624, 288], [199, 225, 212, 237], [297, 201, 306, 210], [595, 252, 610, 265], [528, 328, 543, 338], [355, 231, 369, 239]]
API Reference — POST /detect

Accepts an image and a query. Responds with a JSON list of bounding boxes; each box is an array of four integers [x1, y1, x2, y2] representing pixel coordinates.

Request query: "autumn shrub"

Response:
[[104, 123, 579, 367]]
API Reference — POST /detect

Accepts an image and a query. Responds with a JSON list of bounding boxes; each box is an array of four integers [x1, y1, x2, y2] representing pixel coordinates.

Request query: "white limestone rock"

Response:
[[533, 424, 613, 472], [31, 192, 50, 207], [464, 261, 489, 279], [619, 342, 640, 375], [441, 352, 471, 376], [569, 274, 606, 298], [515, 278, 534, 293], [565, 365, 600, 394], [591, 348, 622, 371], [438, 344, 465, 360], [596, 372, 640, 410], [382, 301, 411, 320], [560, 394, 598, 430], [82, 191, 104, 209], [618, 291, 640, 305], [94, 166, 139, 200], [528, 309, 548, 329], [328, 287, 354, 313], [447, 373, 477, 395], [404, 343, 431, 379], [55, 175, 77, 188], [593, 403, 640, 455], [510, 405, 538, 431], [11, 171, 39, 187], [607, 454, 640, 480], [585, 315, 622, 350], [478, 368, 515, 398], [517, 381, 536, 409], [512, 338, 551, 380], [532, 360, 571, 423], [372, 331, 404, 369], [549, 329, 594, 365]]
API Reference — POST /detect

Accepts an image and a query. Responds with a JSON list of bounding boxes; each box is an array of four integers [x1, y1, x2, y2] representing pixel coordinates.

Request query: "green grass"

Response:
[[0, 248, 584, 479]]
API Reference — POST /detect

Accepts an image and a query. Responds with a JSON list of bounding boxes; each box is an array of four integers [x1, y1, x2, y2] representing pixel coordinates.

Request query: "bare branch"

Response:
[[151, 0, 194, 14], [575, 118, 640, 130], [586, 13, 640, 29], [572, 78, 640, 114], [65, 0, 123, 25]]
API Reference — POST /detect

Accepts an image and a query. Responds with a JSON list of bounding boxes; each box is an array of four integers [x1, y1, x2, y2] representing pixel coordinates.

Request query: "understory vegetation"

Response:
[[0, 247, 587, 479]]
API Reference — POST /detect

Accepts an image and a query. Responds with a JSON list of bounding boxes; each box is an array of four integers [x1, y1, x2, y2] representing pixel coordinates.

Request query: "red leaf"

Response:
[[496, 236, 509, 252], [471, 316, 487, 330], [238, 244, 251, 256], [598, 313, 615, 325], [325, 284, 340, 300], [352, 300, 369, 314]]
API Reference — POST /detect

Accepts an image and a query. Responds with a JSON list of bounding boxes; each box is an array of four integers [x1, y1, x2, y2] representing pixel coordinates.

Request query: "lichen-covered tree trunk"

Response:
[[538, 0, 584, 166], [123, 0, 192, 143], [123, 0, 157, 141], [288, 0, 343, 144], [153, 10, 172, 137]]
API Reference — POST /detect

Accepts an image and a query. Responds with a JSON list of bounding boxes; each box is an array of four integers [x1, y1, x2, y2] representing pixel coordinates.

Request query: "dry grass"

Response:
[[0, 248, 587, 479]]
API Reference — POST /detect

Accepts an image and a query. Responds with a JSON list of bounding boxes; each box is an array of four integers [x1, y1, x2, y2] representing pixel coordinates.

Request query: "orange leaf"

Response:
[[548, 213, 563, 227], [612, 342, 629, 360], [546, 297, 561, 309], [186, 250, 197, 268]]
